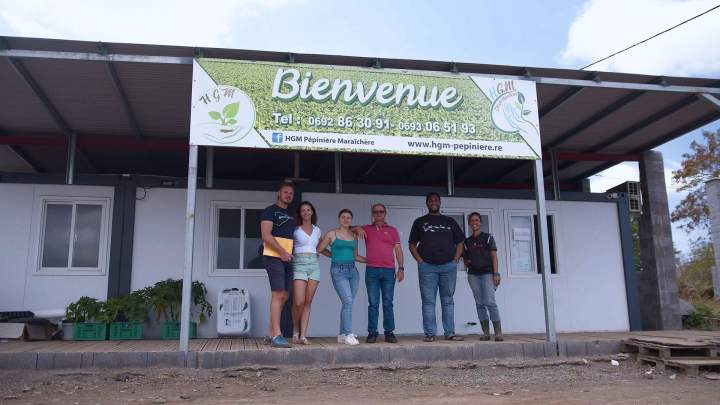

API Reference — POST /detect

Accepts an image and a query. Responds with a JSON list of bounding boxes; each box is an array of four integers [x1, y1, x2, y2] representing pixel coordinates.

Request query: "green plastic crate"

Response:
[[161, 321, 197, 339], [73, 323, 107, 340], [109, 322, 144, 340]]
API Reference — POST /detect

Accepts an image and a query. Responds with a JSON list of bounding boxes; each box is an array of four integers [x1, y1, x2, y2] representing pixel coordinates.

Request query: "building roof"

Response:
[[1, 36, 719, 189]]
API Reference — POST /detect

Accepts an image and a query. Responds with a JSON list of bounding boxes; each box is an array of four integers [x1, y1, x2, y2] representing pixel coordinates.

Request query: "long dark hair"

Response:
[[296, 201, 317, 225]]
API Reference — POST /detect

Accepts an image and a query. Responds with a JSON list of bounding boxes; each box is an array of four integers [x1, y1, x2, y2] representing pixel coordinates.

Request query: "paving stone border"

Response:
[[0, 339, 622, 370]]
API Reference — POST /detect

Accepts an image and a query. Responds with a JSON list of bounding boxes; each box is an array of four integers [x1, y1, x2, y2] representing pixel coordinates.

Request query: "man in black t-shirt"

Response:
[[408, 192, 465, 342], [260, 181, 296, 348], [463, 212, 502, 341]]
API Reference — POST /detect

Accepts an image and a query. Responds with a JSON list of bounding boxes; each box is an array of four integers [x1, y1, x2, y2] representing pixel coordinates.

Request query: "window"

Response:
[[533, 215, 557, 275], [508, 214, 534, 274], [37, 198, 110, 274], [506, 211, 558, 276], [212, 203, 264, 273]]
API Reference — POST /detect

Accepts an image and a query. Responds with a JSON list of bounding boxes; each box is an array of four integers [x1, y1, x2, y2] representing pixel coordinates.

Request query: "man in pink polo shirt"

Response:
[[360, 203, 404, 343]]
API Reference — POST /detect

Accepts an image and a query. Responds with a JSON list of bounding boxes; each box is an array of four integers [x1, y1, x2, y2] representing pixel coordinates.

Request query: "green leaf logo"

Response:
[[518, 92, 525, 105], [223, 102, 239, 119], [208, 111, 221, 120], [523, 109, 531, 116]]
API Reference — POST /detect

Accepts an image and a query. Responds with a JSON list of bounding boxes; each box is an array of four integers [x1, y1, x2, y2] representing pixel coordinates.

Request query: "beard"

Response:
[[428, 206, 440, 214]]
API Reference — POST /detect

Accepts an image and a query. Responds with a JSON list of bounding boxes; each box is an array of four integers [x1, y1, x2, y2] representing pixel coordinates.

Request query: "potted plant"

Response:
[[148, 279, 212, 339], [103, 291, 148, 340], [66, 296, 106, 340]]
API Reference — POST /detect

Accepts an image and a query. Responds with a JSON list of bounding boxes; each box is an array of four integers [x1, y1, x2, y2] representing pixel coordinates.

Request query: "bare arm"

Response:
[[491, 250, 500, 287], [408, 242, 423, 263], [354, 238, 366, 263], [394, 243, 405, 282], [453, 242, 464, 262], [261, 220, 292, 262], [316, 231, 334, 258]]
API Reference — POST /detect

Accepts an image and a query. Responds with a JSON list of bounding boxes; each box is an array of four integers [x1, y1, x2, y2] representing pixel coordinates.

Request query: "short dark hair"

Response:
[[426, 192, 441, 202], [338, 208, 353, 218], [296, 201, 317, 225], [371, 203, 386, 212], [468, 212, 482, 222], [278, 180, 295, 191]]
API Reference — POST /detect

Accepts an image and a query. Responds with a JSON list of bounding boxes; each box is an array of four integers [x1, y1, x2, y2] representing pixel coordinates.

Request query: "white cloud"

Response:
[[562, 0, 720, 76], [0, 0, 302, 48], [589, 162, 639, 192]]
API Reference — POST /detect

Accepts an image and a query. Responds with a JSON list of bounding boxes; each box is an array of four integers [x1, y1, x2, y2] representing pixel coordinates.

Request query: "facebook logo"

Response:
[[271, 132, 284, 143]]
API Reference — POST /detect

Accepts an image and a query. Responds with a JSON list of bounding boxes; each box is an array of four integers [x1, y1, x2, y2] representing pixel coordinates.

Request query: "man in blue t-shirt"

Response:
[[408, 192, 465, 342], [260, 181, 296, 348]]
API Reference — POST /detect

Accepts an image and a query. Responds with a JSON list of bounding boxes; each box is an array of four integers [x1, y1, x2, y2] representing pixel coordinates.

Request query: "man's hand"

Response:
[[396, 268, 405, 282], [493, 273, 501, 288], [280, 251, 293, 262], [352, 226, 367, 239]]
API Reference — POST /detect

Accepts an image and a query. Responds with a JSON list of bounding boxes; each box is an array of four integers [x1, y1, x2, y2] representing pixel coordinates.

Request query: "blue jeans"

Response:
[[365, 267, 396, 334], [467, 273, 500, 322], [330, 262, 359, 335], [418, 261, 457, 336]]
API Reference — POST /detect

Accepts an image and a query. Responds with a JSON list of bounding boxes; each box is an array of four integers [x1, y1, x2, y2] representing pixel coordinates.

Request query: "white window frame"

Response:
[[504, 209, 560, 278], [34, 196, 111, 276], [208, 201, 267, 276], [441, 208, 494, 275]]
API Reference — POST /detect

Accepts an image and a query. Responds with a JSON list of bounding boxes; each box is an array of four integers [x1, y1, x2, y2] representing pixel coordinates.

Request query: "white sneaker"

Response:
[[341, 333, 359, 345], [337, 334, 346, 343]]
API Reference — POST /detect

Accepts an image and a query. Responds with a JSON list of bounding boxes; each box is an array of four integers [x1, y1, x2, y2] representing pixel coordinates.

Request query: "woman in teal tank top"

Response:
[[318, 209, 366, 345]]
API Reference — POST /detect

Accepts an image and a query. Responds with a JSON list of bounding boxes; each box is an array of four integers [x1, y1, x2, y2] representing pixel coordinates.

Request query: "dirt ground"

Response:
[[1, 356, 718, 404]]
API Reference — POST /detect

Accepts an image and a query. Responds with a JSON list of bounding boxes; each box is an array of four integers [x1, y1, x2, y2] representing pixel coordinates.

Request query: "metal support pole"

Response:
[[65, 131, 77, 185], [179, 145, 199, 353], [446, 157, 455, 196], [532, 159, 557, 342], [334, 152, 342, 193], [550, 150, 560, 200], [205, 146, 213, 189]]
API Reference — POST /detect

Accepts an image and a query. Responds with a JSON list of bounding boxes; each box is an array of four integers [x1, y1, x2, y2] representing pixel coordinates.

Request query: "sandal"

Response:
[[423, 335, 435, 342], [445, 334, 464, 341], [299, 337, 311, 345], [292, 333, 300, 344]]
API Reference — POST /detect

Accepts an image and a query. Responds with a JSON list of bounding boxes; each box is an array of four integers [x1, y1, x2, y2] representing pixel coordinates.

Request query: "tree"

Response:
[[670, 129, 720, 233]]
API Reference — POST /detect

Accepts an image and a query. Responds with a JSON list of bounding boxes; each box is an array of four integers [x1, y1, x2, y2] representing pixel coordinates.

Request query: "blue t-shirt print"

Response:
[[261, 204, 295, 239]]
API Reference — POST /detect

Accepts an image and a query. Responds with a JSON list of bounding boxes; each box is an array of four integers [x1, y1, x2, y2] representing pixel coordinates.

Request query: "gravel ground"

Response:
[[1, 356, 718, 404]]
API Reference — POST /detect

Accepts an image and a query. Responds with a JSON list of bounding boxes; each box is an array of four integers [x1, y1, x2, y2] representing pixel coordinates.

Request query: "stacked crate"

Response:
[[621, 336, 720, 376]]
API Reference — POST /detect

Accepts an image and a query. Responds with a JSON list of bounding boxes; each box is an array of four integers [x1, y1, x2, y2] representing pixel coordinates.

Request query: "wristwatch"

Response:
[[398, 266, 405, 271]]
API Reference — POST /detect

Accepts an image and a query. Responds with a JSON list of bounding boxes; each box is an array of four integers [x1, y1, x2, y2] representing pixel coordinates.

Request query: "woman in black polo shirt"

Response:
[[463, 212, 503, 341]]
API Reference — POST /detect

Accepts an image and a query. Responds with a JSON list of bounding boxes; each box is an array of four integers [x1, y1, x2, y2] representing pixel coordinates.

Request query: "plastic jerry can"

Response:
[[217, 288, 251, 336]]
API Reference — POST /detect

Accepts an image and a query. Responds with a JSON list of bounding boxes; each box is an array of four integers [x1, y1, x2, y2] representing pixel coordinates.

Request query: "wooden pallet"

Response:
[[621, 339, 718, 360], [664, 358, 720, 377]]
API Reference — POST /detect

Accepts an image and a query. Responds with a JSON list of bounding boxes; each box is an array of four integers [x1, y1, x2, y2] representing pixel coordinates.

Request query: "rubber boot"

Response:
[[479, 321, 491, 341], [492, 321, 504, 342]]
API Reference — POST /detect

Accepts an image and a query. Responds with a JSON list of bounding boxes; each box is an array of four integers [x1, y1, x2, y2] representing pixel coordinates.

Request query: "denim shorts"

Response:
[[293, 253, 321, 282]]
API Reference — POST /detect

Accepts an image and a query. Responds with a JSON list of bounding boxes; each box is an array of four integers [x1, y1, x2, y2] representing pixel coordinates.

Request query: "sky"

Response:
[[1, 0, 719, 254]]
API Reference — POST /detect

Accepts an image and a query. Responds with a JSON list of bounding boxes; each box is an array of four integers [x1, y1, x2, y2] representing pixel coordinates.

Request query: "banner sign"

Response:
[[190, 59, 541, 159]]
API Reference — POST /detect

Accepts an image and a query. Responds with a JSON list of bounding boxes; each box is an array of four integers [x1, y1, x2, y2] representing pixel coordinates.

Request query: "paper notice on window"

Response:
[[513, 227, 531, 241], [511, 240, 533, 272]]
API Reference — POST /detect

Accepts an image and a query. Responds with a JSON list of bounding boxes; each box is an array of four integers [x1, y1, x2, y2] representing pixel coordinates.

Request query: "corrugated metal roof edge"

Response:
[[2, 35, 719, 87]]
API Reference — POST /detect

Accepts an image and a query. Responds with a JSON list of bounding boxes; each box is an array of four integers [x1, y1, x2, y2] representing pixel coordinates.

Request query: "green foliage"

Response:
[[65, 296, 102, 323], [147, 279, 212, 323], [97, 290, 150, 324], [671, 129, 720, 233], [678, 240, 715, 301], [631, 216, 642, 271], [683, 301, 720, 330]]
